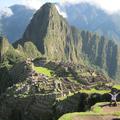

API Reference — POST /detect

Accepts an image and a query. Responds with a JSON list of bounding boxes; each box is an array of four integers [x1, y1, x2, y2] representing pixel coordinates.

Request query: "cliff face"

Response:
[[15, 3, 118, 78], [81, 31, 118, 78]]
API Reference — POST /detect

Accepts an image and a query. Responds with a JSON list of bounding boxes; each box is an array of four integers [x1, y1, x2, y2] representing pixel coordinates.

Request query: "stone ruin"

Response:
[[0, 59, 114, 120]]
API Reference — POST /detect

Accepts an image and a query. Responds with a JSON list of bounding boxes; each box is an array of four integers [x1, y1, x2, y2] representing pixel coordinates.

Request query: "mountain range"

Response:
[[0, 5, 35, 42], [58, 2, 120, 42], [0, 3, 118, 80], [1, 3, 120, 43]]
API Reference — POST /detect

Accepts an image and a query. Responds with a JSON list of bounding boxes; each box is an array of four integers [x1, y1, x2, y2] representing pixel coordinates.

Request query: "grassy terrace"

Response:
[[34, 66, 52, 77], [57, 84, 120, 101], [58, 102, 120, 120], [80, 88, 110, 94], [58, 112, 120, 120], [57, 88, 110, 101], [113, 85, 120, 90]]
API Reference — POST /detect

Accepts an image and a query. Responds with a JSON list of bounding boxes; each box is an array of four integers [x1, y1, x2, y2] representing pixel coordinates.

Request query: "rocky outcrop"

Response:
[[81, 32, 118, 78]]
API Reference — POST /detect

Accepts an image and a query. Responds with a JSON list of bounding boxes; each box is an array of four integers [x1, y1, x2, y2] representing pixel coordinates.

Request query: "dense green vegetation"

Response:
[[0, 37, 25, 65]]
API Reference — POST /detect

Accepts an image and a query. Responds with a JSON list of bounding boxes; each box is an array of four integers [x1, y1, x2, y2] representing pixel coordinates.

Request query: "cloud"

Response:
[[20, 0, 57, 10], [55, 5, 67, 18], [61, 0, 120, 13], [18, 0, 68, 17], [1, 0, 120, 15], [20, 0, 44, 9], [0, 7, 13, 18]]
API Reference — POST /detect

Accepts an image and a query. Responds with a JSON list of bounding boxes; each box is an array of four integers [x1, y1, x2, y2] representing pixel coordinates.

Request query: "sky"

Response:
[[0, 0, 120, 13], [0, 0, 59, 9]]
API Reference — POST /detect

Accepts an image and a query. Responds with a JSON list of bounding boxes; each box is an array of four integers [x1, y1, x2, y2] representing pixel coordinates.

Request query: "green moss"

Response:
[[34, 66, 52, 77]]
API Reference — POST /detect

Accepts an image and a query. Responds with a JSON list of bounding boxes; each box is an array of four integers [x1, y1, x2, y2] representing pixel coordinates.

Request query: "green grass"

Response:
[[113, 85, 120, 90], [58, 112, 120, 120], [79, 85, 120, 95], [91, 102, 108, 113], [34, 66, 52, 77], [80, 88, 110, 94], [57, 88, 110, 101], [58, 112, 109, 120], [92, 106, 102, 113]]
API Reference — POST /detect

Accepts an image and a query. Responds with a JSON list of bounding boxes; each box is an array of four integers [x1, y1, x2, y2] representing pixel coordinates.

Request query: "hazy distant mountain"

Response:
[[58, 3, 120, 42], [0, 5, 35, 42]]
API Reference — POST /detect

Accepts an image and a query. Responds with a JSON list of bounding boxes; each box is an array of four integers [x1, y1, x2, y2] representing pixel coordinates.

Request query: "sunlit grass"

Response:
[[34, 66, 52, 77], [113, 85, 120, 90], [80, 88, 110, 94]]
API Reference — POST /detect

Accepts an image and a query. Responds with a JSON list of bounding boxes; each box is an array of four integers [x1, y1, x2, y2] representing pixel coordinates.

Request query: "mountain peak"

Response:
[[22, 2, 67, 55], [35, 3, 59, 18], [41, 2, 55, 8]]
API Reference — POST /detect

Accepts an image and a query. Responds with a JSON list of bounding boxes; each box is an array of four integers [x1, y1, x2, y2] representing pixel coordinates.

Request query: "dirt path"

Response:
[[72, 104, 120, 120], [102, 104, 120, 114], [73, 115, 120, 120]]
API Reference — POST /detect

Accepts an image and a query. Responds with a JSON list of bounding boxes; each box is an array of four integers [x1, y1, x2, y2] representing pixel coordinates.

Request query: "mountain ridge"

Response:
[[58, 2, 120, 42], [0, 4, 35, 42], [13, 3, 119, 79]]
